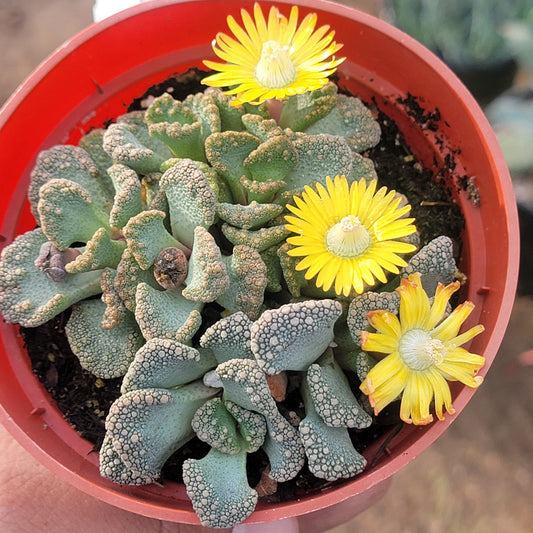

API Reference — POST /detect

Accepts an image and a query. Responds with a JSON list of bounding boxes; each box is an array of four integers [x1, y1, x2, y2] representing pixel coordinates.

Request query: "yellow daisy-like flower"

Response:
[[202, 3, 345, 106], [359, 273, 486, 425], [284, 175, 417, 297]]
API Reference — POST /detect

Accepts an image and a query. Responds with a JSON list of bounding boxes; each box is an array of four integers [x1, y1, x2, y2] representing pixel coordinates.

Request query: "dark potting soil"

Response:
[[20, 72, 465, 499]]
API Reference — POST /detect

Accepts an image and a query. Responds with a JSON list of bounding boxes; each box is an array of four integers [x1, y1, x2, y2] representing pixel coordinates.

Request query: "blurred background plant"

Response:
[[484, 8, 533, 177], [383, 0, 533, 107]]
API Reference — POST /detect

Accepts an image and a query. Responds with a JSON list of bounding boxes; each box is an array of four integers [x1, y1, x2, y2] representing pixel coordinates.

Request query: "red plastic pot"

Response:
[[0, 0, 519, 526]]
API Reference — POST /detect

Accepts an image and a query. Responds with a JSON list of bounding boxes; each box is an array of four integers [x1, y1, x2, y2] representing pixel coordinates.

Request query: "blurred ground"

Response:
[[0, 1, 532, 532]]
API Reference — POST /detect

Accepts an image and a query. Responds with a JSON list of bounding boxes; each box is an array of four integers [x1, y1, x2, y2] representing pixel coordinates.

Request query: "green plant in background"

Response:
[[387, 0, 533, 173], [485, 6, 533, 176], [0, 3, 487, 528], [486, 93, 533, 176], [385, 0, 531, 68], [502, 5, 533, 76], [385, 0, 533, 107]]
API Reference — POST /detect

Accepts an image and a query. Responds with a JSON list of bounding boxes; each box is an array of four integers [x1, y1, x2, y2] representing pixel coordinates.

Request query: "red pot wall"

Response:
[[0, 0, 519, 525]]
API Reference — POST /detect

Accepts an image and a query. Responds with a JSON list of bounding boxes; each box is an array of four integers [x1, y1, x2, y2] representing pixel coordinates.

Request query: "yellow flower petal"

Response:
[[292, 12, 318, 48], [361, 330, 398, 354], [316, 256, 341, 291], [374, 218, 417, 241], [426, 368, 454, 420], [295, 251, 329, 272], [438, 347, 485, 387], [364, 258, 389, 284], [400, 373, 434, 425], [358, 262, 376, 286], [432, 300, 475, 341], [367, 309, 402, 339], [397, 274, 429, 331], [283, 6, 299, 44], [360, 352, 408, 414], [251, 3, 268, 41], [426, 280, 460, 329], [227, 14, 260, 53], [365, 249, 404, 273], [445, 324, 485, 348]]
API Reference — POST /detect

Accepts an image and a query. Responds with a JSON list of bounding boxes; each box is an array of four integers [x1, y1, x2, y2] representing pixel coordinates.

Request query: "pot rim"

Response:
[[0, 0, 519, 525]]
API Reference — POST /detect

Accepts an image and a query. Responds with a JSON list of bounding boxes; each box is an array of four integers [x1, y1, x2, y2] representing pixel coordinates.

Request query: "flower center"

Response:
[[255, 40, 297, 89], [325, 215, 371, 258], [398, 329, 447, 371]]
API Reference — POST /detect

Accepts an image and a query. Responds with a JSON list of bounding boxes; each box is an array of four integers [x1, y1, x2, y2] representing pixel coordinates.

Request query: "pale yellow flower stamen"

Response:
[[325, 215, 371, 258], [255, 40, 297, 89], [398, 329, 447, 371]]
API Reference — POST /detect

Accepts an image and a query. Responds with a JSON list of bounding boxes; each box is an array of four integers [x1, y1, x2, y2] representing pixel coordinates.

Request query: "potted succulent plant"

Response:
[[0, 0, 519, 529]]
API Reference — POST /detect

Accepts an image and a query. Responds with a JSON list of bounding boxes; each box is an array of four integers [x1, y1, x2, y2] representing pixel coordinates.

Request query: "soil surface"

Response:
[[1, 2, 532, 533]]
